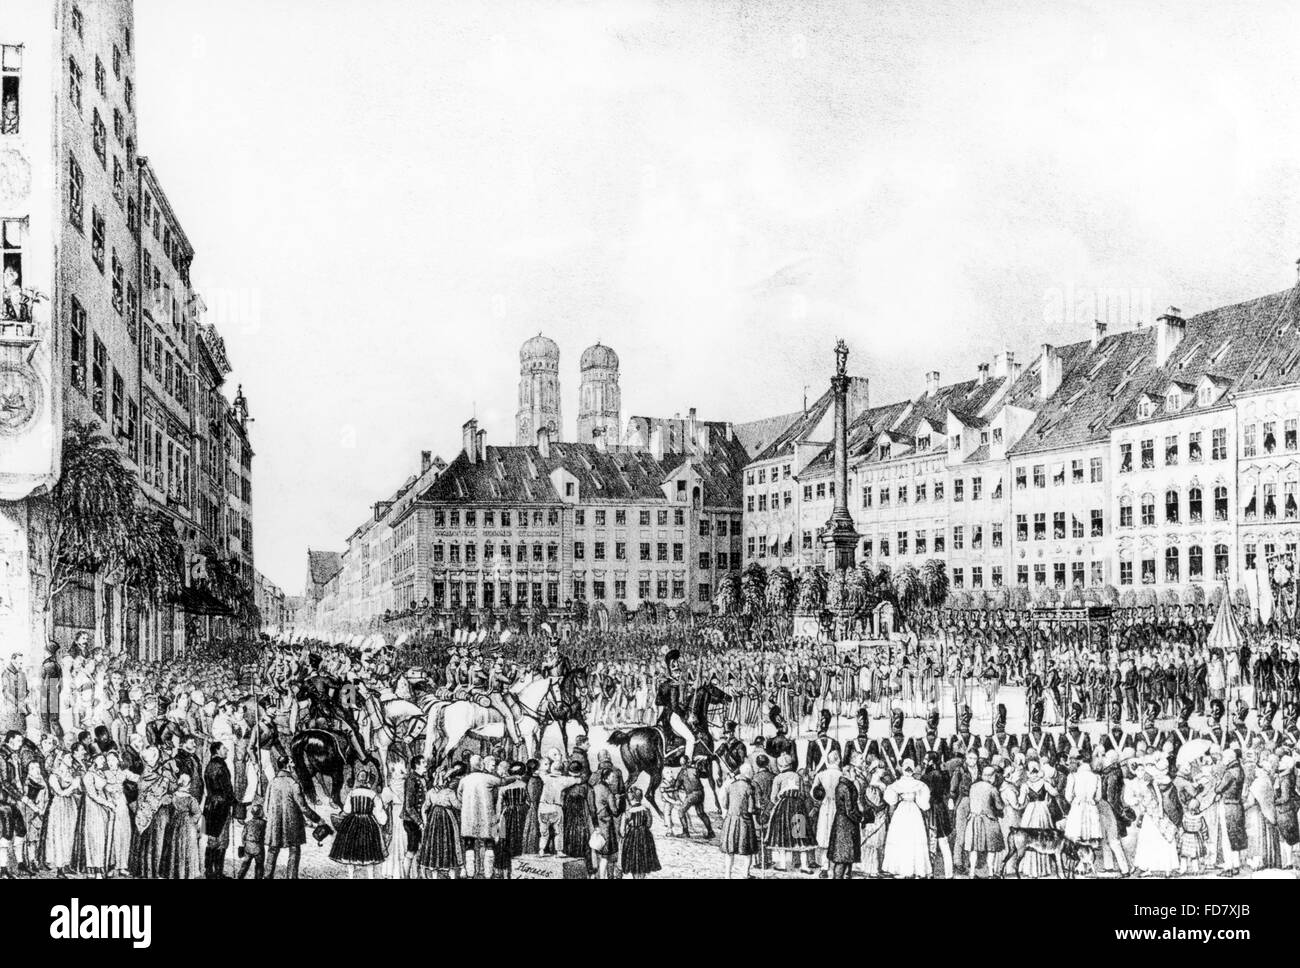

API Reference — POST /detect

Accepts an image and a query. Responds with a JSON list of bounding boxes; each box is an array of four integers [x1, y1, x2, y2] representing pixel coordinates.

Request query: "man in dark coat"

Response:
[[1056, 703, 1092, 762], [39, 643, 62, 740], [843, 707, 872, 765], [827, 770, 862, 879], [805, 709, 841, 776], [1214, 748, 1246, 876], [265, 755, 322, 879], [203, 742, 236, 878]]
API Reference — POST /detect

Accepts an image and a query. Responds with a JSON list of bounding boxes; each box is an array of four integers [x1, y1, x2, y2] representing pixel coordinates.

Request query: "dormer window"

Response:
[[1166, 391, 1180, 411], [879, 442, 891, 460], [951, 434, 961, 450], [917, 435, 930, 450], [1138, 397, 1153, 420]]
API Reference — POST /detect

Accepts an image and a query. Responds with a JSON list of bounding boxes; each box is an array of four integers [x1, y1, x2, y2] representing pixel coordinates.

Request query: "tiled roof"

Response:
[[307, 550, 342, 586], [801, 400, 913, 476], [1230, 287, 1300, 395], [750, 388, 835, 464], [731, 411, 804, 458], [417, 441, 745, 510]]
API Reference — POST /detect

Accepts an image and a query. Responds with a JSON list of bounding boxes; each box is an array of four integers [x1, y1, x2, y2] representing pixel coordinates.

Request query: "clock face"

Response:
[[0, 361, 42, 437], [0, 149, 32, 208]]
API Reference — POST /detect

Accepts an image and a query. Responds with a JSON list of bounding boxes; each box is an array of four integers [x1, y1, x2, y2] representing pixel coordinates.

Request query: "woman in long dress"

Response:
[[882, 760, 932, 878], [81, 754, 113, 878], [1017, 761, 1058, 878], [1130, 760, 1179, 876], [765, 754, 813, 872], [103, 751, 136, 877], [812, 750, 843, 874], [418, 770, 463, 878], [619, 786, 660, 878], [1064, 757, 1102, 844], [492, 762, 528, 879], [719, 763, 759, 880], [1244, 755, 1281, 871], [329, 766, 388, 879], [44, 752, 79, 876], [1274, 753, 1298, 869], [380, 754, 409, 879], [168, 775, 203, 879], [859, 764, 889, 876]]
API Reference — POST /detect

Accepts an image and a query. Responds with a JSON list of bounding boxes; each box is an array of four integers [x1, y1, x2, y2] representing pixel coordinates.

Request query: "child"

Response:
[[1178, 797, 1207, 875], [237, 803, 266, 880]]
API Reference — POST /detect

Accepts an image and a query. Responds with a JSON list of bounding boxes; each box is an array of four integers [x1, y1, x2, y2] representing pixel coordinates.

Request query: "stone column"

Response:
[[821, 339, 860, 573]]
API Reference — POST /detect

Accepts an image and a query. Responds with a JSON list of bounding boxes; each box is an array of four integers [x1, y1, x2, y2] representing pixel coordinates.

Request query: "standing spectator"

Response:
[[134, 746, 175, 879], [401, 754, 427, 874], [520, 758, 542, 855], [236, 803, 265, 879], [882, 759, 930, 878], [619, 786, 660, 879], [538, 758, 575, 854], [39, 643, 62, 740], [964, 766, 1005, 878], [203, 742, 235, 878], [1275, 754, 1298, 869], [1215, 748, 1247, 877], [458, 754, 507, 879], [328, 764, 387, 879], [561, 757, 594, 869], [380, 751, 411, 879], [589, 765, 622, 879], [492, 761, 527, 879], [168, 773, 203, 879], [1, 652, 28, 736], [719, 761, 759, 879], [1245, 753, 1281, 871], [265, 753, 321, 880], [44, 751, 78, 877], [80, 752, 112, 879], [418, 768, 463, 879]]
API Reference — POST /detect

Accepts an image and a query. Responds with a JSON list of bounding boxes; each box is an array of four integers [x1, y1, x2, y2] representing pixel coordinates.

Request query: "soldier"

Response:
[[1021, 701, 1054, 760], [914, 706, 948, 764], [843, 706, 873, 765], [1256, 700, 1283, 749], [949, 705, 980, 760], [1122, 654, 1140, 723], [1098, 705, 1130, 754], [805, 709, 841, 776], [1166, 696, 1197, 757], [1135, 701, 1164, 752], [878, 707, 914, 780], [1056, 703, 1092, 762], [1200, 698, 1229, 747], [1283, 702, 1300, 747], [655, 650, 694, 763], [1229, 701, 1254, 751], [985, 703, 1017, 759]]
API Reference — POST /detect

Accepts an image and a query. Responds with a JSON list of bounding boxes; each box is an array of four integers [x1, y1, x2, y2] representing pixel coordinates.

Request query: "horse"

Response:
[[511, 668, 590, 756], [606, 682, 731, 819], [289, 711, 382, 810], [420, 690, 530, 766]]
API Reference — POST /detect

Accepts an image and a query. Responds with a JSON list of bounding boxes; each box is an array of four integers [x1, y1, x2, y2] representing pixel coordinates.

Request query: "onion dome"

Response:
[[520, 333, 560, 363], [580, 341, 619, 371]]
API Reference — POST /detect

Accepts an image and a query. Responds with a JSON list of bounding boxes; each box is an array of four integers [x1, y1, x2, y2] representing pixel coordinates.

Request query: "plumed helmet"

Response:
[[1233, 700, 1249, 725], [1178, 695, 1194, 723], [995, 703, 1007, 732], [1109, 703, 1122, 725], [891, 708, 905, 732], [1143, 700, 1160, 727], [1210, 698, 1225, 723], [959, 705, 972, 730], [856, 706, 870, 726], [1031, 700, 1044, 727], [1261, 700, 1279, 727], [926, 706, 941, 732], [818, 709, 832, 730]]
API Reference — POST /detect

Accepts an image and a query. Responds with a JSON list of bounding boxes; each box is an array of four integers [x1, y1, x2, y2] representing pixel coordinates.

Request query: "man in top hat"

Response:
[[1056, 703, 1092, 762], [804, 709, 841, 777], [1214, 747, 1247, 877], [1122, 655, 1140, 723], [654, 649, 694, 763], [876, 707, 914, 781]]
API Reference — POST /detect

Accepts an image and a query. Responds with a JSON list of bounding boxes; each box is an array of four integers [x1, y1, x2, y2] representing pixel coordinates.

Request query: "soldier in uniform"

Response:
[[655, 649, 694, 762], [1134, 701, 1164, 753], [805, 709, 841, 776], [844, 707, 873, 765], [1056, 703, 1092, 762], [949, 705, 980, 761], [1256, 700, 1282, 749], [714, 721, 747, 778], [877, 708, 914, 780], [1122, 655, 1140, 723], [1166, 697, 1197, 755], [1229, 701, 1254, 751], [985, 703, 1016, 760], [1283, 702, 1300, 748], [1098, 705, 1130, 754], [914, 706, 948, 765], [1021, 701, 1055, 761], [1200, 698, 1229, 747]]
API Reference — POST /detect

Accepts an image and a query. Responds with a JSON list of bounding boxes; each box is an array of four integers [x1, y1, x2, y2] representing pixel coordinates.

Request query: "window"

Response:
[[1245, 543, 1256, 571], [1188, 486, 1202, 522], [110, 368, 123, 434], [1053, 511, 1065, 539], [992, 478, 1003, 500], [1016, 514, 1028, 542], [657, 510, 668, 526], [1017, 565, 1029, 586], [615, 541, 626, 561], [94, 56, 105, 96], [1243, 484, 1256, 520], [1119, 443, 1132, 473], [952, 526, 963, 550], [1120, 561, 1133, 585], [1071, 561, 1084, 588], [1264, 421, 1277, 454], [990, 523, 1002, 548], [1140, 439, 1154, 469], [1034, 564, 1046, 586], [1189, 545, 1203, 580], [91, 334, 106, 418], [574, 541, 585, 560], [953, 479, 964, 502], [972, 477, 982, 501], [1288, 419, 1298, 451], [68, 152, 84, 229], [1071, 514, 1084, 539], [1119, 496, 1133, 528], [1015, 467, 1027, 490], [1214, 485, 1228, 521], [878, 487, 889, 507], [1033, 465, 1045, 488], [90, 208, 105, 271], [1212, 428, 1227, 461], [802, 486, 812, 502], [672, 542, 683, 562], [1072, 459, 1084, 483], [1033, 513, 1046, 540], [1165, 435, 1178, 466], [1141, 558, 1156, 585], [915, 530, 927, 555], [1243, 424, 1256, 458], [1287, 482, 1298, 520], [1, 46, 21, 135], [1140, 493, 1155, 527], [992, 566, 1003, 587], [897, 484, 907, 505], [1188, 431, 1202, 462], [1165, 489, 1179, 523], [934, 480, 944, 500], [1053, 464, 1065, 487], [952, 568, 964, 589], [816, 483, 826, 500], [1165, 546, 1179, 583], [933, 531, 945, 553], [1090, 456, 1103, 483], [972, 566, 983, 588], [674, 509, 684, 526], [92, 109, 106, 166], [1264, 483, 1278, 520], [124, 78, 134, 114], [1091, 508, 1103, 537], [862, 487, 872, 509], [915, 481, 927, 502], [656, 542, 668, 561], [68, 57, 82, 112], [1215, 544, 1229, 580]]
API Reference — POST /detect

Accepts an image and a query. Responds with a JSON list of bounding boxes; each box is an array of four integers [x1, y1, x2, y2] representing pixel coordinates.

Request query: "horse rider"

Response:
[[655, 649, 695, 762], [542, 643, 570, 685]]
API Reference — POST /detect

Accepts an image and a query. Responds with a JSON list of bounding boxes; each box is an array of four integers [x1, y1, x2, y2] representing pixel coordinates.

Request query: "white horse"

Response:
[[509, 671, 590, 756], [421, 693, 530, 764]]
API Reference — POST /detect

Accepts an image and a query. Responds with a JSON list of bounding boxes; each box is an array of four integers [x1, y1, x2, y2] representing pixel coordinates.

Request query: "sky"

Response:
[[134, 0, 1300, 595]]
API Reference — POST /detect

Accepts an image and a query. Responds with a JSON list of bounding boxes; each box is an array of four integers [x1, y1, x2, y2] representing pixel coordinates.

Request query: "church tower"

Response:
[[577, 342, 621, 446], [516, 333, 562, 445]]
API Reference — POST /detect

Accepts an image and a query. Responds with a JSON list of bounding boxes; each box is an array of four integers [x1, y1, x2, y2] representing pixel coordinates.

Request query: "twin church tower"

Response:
[[515, 334, 621, 447]]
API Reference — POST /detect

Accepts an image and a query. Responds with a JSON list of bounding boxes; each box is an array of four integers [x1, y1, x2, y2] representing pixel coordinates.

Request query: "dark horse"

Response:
[[523, 668, 591, 755], [606, 681, 730, 819], [290, 716, 381, 810]]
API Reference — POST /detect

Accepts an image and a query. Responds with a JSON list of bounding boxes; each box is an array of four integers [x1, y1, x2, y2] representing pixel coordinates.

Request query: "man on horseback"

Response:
[[655, 649, 695, 763]]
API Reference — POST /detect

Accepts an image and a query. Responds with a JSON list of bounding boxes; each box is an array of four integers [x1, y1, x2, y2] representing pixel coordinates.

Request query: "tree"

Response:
[[741, 562, 768, 617], [873, 564, 895, 606], [1160, 588, 1180, 607], [569, 597, 588, 627], [714, 572, 741, 615], [1182, 584, 1205, 607], [1137, 588, 1157, 608], [1232, 586, 1250, 609], [1008, 585, 1031, 610], [919, 558, 949, 608], [894, 563, 921, 618], [1101, 584, 1119, 605], [766, 566, 796, 614], [1037, 585, 1060, 607], [1120, 589, 1137, 607]]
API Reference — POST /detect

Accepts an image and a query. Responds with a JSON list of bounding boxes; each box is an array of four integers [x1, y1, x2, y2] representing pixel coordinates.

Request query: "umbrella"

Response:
[[1176, 739, 1216, 771]]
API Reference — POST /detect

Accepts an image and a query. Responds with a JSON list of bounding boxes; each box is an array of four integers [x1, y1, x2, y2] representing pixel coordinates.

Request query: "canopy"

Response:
[[1207, 584, 1243, 655]]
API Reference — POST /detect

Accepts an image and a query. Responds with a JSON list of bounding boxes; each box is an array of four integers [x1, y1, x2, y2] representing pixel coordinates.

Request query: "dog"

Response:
[[1002, 827, 1091, 879]]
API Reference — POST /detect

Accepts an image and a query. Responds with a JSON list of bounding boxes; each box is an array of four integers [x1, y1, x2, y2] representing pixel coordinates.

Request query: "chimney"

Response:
[[977, 363, 990, 386], [1155, 306, 1186, 368], [1012, 361, 1023, 382], [649, 427, 664, 461], [421, 450, 432, 474], [536, 426, 551, 459], [476, 429, 486, 461], [847, 376, 870, 423], [993, 351, 1015, 378], [462, 418, 479, 464], [1039, 344, 1062, 400], [1092, 319, 1108, 348], [924, 371, 941, 397]]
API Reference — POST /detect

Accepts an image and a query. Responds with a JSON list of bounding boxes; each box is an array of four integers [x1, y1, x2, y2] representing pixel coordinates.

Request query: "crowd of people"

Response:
[[0, 611, 1297, 879]]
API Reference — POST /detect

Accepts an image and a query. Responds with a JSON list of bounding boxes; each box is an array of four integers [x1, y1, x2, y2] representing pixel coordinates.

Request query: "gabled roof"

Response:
[[732, 411, 804, 459], [307, 550, 343, 586], [1232, 287, 1300, 395], [751, 388, 835, 464]]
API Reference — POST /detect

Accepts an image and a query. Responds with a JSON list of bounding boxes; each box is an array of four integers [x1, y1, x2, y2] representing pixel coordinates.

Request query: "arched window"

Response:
[[1188, 544, 1203, 579], [1165, 546, 1180, 583], [1188, 486, 1202, 522], [1119, 495, 1133, 528], [1214, 485, 1229, 521], [1165, 488, 1179, 524], [1140, 493, 1155, 527], [1214, 544, 1229, 580]]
